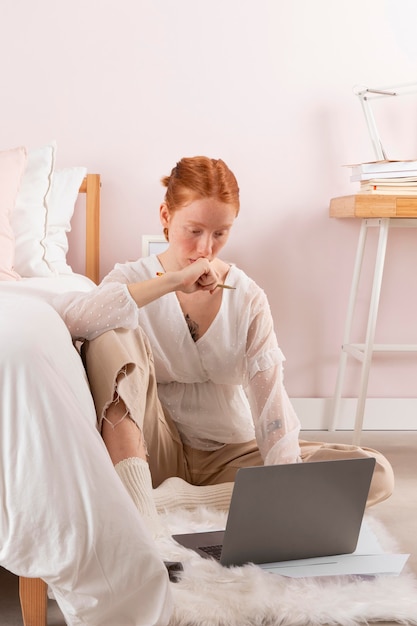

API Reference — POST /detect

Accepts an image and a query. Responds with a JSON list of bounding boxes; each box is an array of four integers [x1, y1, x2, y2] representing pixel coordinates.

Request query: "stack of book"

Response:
[[347, 160, 417, 195]]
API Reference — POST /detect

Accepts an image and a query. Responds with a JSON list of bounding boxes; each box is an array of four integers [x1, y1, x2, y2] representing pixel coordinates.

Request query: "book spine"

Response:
[[351, 170, 417, 182], [351, 161, 417, 176]]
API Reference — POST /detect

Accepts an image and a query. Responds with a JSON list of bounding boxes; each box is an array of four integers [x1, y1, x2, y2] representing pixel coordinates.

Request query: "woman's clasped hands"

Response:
[[176, 258, 221, 294]]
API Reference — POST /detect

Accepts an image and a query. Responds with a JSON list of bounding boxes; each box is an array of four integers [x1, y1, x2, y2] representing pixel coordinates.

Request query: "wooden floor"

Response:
[[1, 430, 416, 626]]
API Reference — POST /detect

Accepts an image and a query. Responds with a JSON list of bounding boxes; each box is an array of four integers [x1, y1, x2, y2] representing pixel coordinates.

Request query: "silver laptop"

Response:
[[172, 457, 375, 567]]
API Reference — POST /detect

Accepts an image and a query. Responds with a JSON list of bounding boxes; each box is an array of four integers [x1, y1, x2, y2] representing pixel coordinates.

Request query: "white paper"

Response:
[[259, 521, 409, 578]]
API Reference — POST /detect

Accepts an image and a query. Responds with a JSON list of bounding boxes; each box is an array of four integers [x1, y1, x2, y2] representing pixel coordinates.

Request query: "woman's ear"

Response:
[[159, 203, 170, 228]]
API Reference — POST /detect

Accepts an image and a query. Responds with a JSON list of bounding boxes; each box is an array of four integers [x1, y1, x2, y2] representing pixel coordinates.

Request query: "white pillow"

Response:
[[0, 145, 27, 280], [12, 142, 56, 277], [11, 142, 87, 277], [44, 167, 87, 274]]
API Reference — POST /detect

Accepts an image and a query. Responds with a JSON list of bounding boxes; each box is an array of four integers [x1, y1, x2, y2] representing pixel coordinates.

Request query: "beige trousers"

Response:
[[83, 327, 394, 507]]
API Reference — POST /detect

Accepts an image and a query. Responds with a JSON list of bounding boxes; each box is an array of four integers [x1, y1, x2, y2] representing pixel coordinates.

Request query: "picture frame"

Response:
[[141, 234, 169, 257]]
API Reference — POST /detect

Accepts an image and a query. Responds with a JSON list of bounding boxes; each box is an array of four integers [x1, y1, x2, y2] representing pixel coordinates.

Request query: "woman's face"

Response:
[[160, 197, 236, 269]]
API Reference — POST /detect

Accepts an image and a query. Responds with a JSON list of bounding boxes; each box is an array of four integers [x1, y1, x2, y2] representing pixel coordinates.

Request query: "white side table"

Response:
[[329, 194, 417, 444]]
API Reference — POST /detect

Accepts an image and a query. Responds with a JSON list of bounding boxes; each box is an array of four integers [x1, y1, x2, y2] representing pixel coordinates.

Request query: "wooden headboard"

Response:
[[79, 174, 100, 284]]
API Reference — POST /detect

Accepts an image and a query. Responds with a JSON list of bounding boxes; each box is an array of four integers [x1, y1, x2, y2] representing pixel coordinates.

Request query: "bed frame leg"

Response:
[[19, 576, 47, 626]]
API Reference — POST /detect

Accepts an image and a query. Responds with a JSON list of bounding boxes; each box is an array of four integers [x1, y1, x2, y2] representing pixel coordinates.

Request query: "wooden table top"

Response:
[[330, 194, 417, 218]]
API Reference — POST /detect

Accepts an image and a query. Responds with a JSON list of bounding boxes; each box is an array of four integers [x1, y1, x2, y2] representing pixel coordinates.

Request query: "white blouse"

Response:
[[55, 255, 301, 464]]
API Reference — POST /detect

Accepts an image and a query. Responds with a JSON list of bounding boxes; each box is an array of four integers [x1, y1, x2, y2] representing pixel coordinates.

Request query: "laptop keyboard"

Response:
[[199, 544, 222, 560]]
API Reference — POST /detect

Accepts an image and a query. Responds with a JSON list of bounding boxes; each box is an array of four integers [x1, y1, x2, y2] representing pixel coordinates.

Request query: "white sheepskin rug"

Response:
[[156, 507, 417, 626]]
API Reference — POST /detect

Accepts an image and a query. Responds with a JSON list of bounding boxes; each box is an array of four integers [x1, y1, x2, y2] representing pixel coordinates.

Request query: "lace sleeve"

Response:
[[244, 291, 301, 464], [52, 282, 139, 341]]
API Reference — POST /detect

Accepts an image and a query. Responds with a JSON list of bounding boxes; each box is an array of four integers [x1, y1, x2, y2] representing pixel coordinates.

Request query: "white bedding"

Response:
[[0, 277, 172, 625], [0, 272, 95, 296]]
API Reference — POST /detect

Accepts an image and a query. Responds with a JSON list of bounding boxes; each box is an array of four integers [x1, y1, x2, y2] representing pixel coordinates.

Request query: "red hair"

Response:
[[161, 156, 240, 217]]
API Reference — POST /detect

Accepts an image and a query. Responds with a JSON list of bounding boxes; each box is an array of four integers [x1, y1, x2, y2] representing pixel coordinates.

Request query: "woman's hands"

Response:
[[176, 258, 220, 294]]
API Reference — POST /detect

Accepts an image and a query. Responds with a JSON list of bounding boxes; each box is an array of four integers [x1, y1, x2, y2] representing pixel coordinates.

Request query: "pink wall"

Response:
[[2, 0, 417, 399]]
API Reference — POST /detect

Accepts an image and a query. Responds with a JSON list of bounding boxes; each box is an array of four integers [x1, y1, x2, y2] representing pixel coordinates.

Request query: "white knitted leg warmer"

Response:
[[153, 477, 234, 513], [114, 457, 166, 538]]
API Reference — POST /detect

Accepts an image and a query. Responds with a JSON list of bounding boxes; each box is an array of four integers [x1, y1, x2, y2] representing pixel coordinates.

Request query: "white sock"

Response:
[[153, 476, 234, 513], [114, 457, 166, 538]]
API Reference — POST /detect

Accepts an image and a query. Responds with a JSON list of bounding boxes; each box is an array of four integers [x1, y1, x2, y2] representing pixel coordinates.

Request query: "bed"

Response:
[[19, 171, 99, 626], [1, 142, 174, 626], [0, 142, 100, 626]]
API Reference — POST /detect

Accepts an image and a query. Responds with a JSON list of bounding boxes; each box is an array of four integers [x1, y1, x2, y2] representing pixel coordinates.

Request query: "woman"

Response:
[[56, 156, 394, 535]]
